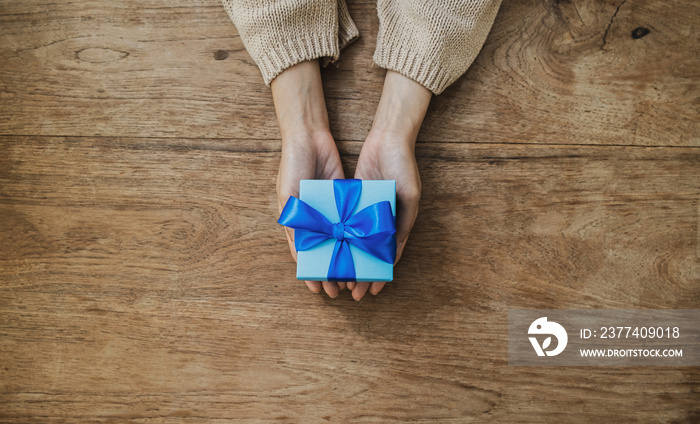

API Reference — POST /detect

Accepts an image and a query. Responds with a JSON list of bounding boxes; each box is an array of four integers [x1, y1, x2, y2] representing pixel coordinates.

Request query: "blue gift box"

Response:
[[278, 179, 396, 282]]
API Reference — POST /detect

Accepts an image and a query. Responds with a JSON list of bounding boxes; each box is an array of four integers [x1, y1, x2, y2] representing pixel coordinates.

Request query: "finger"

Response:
[[305, 281, 322, 293], [395, 234, 410, 264], [347, 281, 356, 290], [396, 196, 419, 244], [323, 281, 339, 298], [321, 148, 345, 180], [284, 227, 297, 262], [352, 282, 370, 301], [337, 282, 347, 290], [285, 217, 319, 294], [369, 281, 386, 295], [326, 163, 345, 180], [277, 187, 298, 216], [395, 188, 420, 264]]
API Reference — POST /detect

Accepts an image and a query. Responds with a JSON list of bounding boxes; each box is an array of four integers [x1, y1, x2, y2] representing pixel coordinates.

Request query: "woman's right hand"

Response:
[[271, 60, 347, 298], [276, 131, 346, 297]]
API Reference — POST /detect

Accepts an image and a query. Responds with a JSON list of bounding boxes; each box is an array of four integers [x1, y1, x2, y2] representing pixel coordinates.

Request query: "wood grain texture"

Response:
[[1, 136, 698, 422], [1, 0, 699, 422], [0, 0, 698, 145]]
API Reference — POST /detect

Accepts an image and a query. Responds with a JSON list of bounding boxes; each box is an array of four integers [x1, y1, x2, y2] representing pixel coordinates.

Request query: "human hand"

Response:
[[276, 132, 347, 297], [348, 70, 432, 300], [272, 60, 348, 298], [350, 131, 421, 298]]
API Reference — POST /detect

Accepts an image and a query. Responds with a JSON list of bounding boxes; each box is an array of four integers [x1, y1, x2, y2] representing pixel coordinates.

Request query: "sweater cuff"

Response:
[[222, 0, 343, 86], [373, 42, 453, 95], [337, 0, 359, 52], [257, 32, 339, 85], [372, 0, 501, 95], [321, 1, 359, 68]]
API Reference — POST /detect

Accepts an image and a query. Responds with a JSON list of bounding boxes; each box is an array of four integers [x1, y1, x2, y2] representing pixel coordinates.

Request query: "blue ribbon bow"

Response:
[[278, 179, 396, 281]]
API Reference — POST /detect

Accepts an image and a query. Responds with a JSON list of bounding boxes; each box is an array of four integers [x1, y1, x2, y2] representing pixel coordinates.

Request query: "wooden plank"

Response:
[[0, 1, 698, 145], [421, 0, 700, 146], [1, 136, 698, 422]]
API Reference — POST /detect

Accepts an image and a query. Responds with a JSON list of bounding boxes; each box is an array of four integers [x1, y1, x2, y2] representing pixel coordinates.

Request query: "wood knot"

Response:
[[631, 27, 650, 39], [214, 50, 229, 60], [75, 47, 129, 63]]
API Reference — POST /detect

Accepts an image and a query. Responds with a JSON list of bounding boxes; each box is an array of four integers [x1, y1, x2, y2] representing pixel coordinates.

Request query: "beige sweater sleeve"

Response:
[[221, 0, 500, 95], [374, 0, 502, 94]]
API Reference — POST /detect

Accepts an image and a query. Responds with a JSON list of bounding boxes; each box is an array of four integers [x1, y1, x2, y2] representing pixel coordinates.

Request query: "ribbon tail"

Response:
[[346, 233, 396, 264], [327, 240, 356, 282]]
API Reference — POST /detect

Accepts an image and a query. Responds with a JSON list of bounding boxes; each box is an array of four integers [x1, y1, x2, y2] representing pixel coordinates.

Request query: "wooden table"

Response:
[[1, 0, 698, 422]]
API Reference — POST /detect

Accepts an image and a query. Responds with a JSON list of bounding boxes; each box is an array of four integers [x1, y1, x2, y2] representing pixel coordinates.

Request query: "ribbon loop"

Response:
[[278, 179, 397, 281]]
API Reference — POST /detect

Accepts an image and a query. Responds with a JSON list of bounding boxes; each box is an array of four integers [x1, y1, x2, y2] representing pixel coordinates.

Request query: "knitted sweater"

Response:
[[221, 0, 501, 95]]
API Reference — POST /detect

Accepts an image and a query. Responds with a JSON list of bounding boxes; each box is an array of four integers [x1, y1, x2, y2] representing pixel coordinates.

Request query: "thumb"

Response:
[[394, 185, 420, 264]]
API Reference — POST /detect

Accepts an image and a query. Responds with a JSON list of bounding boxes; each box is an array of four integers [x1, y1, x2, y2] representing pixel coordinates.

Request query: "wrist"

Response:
[[370, 70, 432, 142], [278, 110, 330, 142], [370, 116, 421, 143], [282, 130, 335, 151], [365, 127, 418, 153], [271, 60, 331, 142]]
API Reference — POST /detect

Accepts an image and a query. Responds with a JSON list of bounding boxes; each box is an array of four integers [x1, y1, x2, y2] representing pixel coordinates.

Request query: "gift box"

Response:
[[278, 179, 396, 282]]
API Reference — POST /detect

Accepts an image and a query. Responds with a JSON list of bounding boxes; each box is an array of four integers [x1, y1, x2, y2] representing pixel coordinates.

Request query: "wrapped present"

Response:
[[278, 179, 396, 282]]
